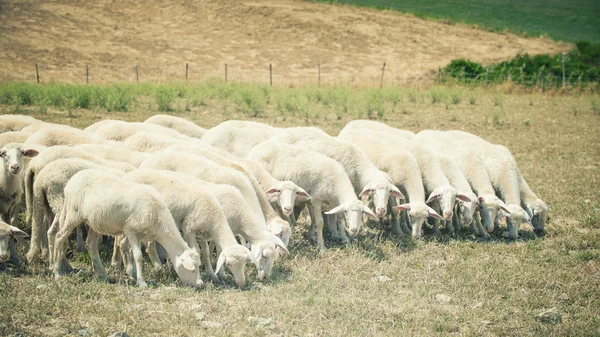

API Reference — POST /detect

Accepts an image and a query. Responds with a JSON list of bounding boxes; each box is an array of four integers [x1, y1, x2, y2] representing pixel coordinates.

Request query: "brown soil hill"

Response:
[[0, 0, 569, 85]]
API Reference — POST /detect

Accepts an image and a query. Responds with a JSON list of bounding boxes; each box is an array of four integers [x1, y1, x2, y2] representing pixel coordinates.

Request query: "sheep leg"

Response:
[[146, 241, 163, 270], [47, 215, 60, 268], [504, 218, 518, 240], [86, 229, 108, 280], [52, 210, 81, 279], [337, 216, 349, 244], [110, 236, 122, 270], [126, 233, 147, 288], [326, 214, 342, 242], [26, 194, 48, 263], [9, 237, 21, 265], [75, 225, 86, 252], [453, 205, 461, 232], [313, 203, 326, 253], [474, 212, 490, 239], [388, 197, 403, 234], [445, 220, 455, 235], [200, 241, 219, 283], [215, 245, 225, 279], [287, 211, 297, 227], [306, 204, 317, 243]]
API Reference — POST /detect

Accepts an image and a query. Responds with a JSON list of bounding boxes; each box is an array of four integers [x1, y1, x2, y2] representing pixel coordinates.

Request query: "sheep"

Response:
[[83, 119, 123, 132], [338, 128, 472, 235], [31, 158, 131, 268], [414, 130, 514, 238], [0, 115, 41, 133], [74, 143, 150, 167], [24, 146, 135, 263], [0, 131, 32, 147], [273, 127, 404, 219], [144, 115, 206, 138], [0, 220, 29, 264], [336, 130, 443, 238], [210, 120, 279, 139], [165, 143, 308, 246], [25, 126, 106, 147], [247, 139, 379, 252], [54, 169, 201, 287], [93, 121, 193, 142], [20, 122, 77, 134], [202, 123, 270, 157], [153, 170, 287, 279], [342, 120, 415, 139], [444, 131, 534, 239], [123, 131, 189, 153], [124, 169, 258, 286], [0, 143, 39, 229]]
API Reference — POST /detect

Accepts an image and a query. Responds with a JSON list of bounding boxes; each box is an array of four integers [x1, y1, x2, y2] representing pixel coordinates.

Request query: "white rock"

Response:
[[372, 275, 392, 283], [434, 294, 452, 304]]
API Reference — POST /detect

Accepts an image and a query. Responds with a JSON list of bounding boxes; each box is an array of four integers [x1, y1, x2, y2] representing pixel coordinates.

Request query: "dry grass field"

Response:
[[0, 0, 569, 86], [0, 83, 599, 336]]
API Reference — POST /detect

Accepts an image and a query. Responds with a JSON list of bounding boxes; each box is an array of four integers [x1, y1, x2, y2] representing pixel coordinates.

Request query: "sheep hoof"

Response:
[[318, 247, 327, 255], [137, 281, 148, 288]]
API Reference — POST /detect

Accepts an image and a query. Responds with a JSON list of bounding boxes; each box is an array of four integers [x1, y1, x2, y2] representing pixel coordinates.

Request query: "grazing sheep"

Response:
[[342, 120, 415, 139], [273, 127, 404, 219], [93, 121, 193, 142], [25, 126, 106, 147], [20, 122, 76, 134], [75, 143, 150, 167], [123, 131, 189, 153], [144, 115, 206, 138], [158, 170, 287, 279], [210, 120, 279, 139], [247, 139, 378, 252], [202, 123, 269, 157], [54, 169, 201, 287], [0, 143, 39, 228], [0, 131, 32, 146], [444, 131, 534, 239], [0, 220, 29, 264], [414, 130, 513, 237], [24, 146, 135, 263], [83, 119, 123, 132], [338, 128, 472, 235], [336, 130, 443, 238], [124, 169, 258, 286], [0, 115, 41, 133]]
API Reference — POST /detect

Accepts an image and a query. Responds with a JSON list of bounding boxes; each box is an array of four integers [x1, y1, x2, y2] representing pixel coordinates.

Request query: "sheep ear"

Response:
[[296, 187, 311, 200], [180, 252, 196, 271], [457, 193, 472, 203], [426, 192, 440, 204], [358, 185, 373, 198], [500, 205, 511, 214], [215, 252, 226, 274], [274, 236, 289, 254], [264, 187, 279, 195], [427, 206, 444, 220], [324, 204, 345, 215], [390, 185, 405, 200], [363, 206, 379, 221], [9, 226, 28, 238], [393, 203, 411, 211], [22, 149, 39, 157], [245, 249, 261, 271]]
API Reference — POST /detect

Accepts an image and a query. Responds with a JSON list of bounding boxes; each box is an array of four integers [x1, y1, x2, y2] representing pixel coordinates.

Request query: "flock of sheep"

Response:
[[0, 114, 549, 288]]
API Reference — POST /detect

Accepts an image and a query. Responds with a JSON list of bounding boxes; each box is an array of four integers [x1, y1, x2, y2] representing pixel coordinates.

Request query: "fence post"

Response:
[[135, 65, 139, 83], [562, 52, 566, 88], [318, 63, 321, 87], [486, 67, 489, 85], [186, 63, 188, 81], [269, 63, 272, 87], [86, 65, 89, 84], [36, 64, 40, 83], [225, 64, 227, 82], [380, 62, 386, 88]]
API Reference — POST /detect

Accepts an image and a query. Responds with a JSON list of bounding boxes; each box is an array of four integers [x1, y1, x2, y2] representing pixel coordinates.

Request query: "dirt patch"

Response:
[[0, 0, 568, 85]]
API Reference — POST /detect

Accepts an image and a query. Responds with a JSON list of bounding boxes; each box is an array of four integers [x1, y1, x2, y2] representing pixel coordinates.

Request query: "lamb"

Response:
[[124, 169, 258, 286], [0, 131, 32, 146], [201, 123, 270, 157], [24, 146, 135, 263], [123, 131, 189, 153], [92, 120, 193, 142], [83, 119, 123, 132], [336, 130, 443, 238], [75, 143, 150, 167], [444, 131, 534, 238], [414, 130, 514, 237], [144, 115, 207, 138], [209, 120, 279, 139], [25, 126, 107, 147], [342, 120, 416, 139], [247, 139, 379, 252], [338, 127, 472, 235], [273, 127, 404, 219], [0, 143, 39, 228], [54, 169, 201, 287], [0, 115, 41, 133], [152, 170, 287, 279], [0, 220, 29, 264]]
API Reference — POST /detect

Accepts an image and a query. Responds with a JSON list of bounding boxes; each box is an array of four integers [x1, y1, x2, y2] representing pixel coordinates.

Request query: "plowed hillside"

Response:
[[0, 0, 569, 85]]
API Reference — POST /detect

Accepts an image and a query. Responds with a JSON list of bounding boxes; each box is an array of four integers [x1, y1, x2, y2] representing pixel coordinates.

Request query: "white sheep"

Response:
[[25, 126, 106, 147], [83, 119, 123, 132], [273, 127, 404, 219], [0, 115, 41, 133], [93, 120, 193, 142], [444, 131, 534, 239], [54, 169, 201, 287], [144, 115, 206, 138], [342, 120, 416, 139], [123, 131, 189, 153], [210, 120, 279, 139], [339, 127, 472, 235], [0, 131, 32, 146], [0, 219, 29, 264], [124, 169, 259, 286], [336, 130, 443, 238], [247, 139, 379, 252], [20, 122, 76, 134], [24, 146, 135, 263], [156, 170, 287, 279], [0, 143, 39, 228], [201, 123, 270, 157], [75, 143, 150, 167]]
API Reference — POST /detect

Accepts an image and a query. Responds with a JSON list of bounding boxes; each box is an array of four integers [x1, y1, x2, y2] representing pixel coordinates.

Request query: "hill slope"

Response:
[[0, 0, 568, 85]]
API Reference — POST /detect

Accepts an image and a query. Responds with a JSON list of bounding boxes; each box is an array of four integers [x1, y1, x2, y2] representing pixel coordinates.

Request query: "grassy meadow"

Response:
[[315, 0, 600, 44], [0, 81, 599, 336]]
